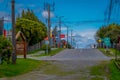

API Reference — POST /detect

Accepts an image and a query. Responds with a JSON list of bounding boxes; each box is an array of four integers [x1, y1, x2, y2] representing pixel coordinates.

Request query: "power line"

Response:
[[105, 0, 120, 24]]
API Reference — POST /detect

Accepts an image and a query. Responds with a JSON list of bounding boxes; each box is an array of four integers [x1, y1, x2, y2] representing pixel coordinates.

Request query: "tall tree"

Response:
[[95, 23, 120, 43], [16, 9, 47, 45]]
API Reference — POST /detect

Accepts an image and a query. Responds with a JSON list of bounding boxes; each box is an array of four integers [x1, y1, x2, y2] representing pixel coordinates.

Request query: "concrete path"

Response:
[[0, 49, 111, 80]]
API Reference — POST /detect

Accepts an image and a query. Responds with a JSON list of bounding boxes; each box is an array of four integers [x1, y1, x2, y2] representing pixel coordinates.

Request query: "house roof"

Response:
[[16, 31, 26, 41]]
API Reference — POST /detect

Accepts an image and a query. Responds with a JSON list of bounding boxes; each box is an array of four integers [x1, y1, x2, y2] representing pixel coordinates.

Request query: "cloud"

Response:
[[42, 10, 54, 18], [67, 29, 97, 48], [76, 29, 97, 39], [4, 16, 11, 22], [57, 27, 67, 31], [61, 27, 67, 30]]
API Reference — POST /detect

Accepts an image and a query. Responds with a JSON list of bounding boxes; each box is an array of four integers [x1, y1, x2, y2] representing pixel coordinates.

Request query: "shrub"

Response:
[[0, 36, 13, 64]]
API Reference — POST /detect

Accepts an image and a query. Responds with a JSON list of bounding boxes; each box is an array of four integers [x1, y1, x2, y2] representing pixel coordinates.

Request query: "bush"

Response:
[[0, 36, 13, 64], [41, 44, 51, 54]]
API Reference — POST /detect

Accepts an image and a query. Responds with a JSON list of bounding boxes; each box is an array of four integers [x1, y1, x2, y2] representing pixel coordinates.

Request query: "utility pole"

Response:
[[0, 17, 4, 35], [44, 1, 55, 47], [57, 16, 63, 48], [67, 26, 68, 48], [71, 30, 73, 48], [11, 0, 16, 64], [48, 4, 51, 47], [63, 23, 69, 48]]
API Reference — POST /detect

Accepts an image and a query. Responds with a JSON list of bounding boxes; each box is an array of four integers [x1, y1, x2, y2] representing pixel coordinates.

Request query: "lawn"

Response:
[[0, 59, 44, 78]]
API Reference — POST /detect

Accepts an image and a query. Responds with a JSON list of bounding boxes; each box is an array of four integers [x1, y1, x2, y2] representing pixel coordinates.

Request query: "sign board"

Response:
[[16, 31, 27, 59], [103, 37, 111, 47], [45, 40, 49, 44], [98, 39, 102, 43], [16, 43, 25, 54], [60, 34, 65, 38]]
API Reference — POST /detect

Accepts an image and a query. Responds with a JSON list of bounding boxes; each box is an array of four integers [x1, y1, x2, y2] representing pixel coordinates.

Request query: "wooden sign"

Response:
[[16, 31, 27, 59]]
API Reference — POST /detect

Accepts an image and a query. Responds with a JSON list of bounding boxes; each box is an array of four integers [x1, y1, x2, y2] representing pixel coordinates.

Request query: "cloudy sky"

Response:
[[0, 0, 110, 48]]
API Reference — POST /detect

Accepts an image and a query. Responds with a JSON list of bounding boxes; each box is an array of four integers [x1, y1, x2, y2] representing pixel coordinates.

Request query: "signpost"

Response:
[[103, 37, 111, 52], [98, 39, 102, 48], [103, 37, 111, 47], [45, 40, 49, 54]]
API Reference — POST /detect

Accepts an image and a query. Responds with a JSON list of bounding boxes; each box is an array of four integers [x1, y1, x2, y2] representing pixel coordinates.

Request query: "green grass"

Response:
[[99, 48, 120, 56], [39, 61, 75, 76], [0, 58, 44, 78], [91, 77, 103, 80], [109, 60, 120, 80], [90, 61, 110, 77], [90, 60, 120, 80], [33, 48, 64, 57], [28, 49, 41, 54]]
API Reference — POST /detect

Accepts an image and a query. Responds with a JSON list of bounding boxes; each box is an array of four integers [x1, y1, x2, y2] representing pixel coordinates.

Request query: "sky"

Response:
[[0, 0, 110, 48]]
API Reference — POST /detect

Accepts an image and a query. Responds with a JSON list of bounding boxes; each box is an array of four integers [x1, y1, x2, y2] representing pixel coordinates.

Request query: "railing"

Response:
[[27, 41, 44, 53]]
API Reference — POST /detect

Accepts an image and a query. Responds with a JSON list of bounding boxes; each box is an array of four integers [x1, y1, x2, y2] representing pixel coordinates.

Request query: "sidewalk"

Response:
[[17, 48, 58, 59]]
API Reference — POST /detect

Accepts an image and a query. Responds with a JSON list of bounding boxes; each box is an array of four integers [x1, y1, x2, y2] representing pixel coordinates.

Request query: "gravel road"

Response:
[[32, 49, 110, 60], [0, 49, 110, 80]]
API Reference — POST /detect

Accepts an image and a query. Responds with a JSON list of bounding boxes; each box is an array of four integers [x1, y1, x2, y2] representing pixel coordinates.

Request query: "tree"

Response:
[[96, 26, 107, 38], [95, 23, 120, 43], [16, 9, 47, 45], [105, 28, 120, 43], [16, 18, 47, 45]]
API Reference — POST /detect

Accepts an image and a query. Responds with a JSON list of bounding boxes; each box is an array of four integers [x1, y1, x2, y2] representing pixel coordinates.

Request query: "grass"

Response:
[[99, 48, 120, 56], [90, 61, 110, 77], [90, 77, 103, 80], [0, 58, 44, 78], [109, 60, 120, 80], [38, 61, 75, 76], [90, 60, 120, 80], [32, 48, 64, 57]]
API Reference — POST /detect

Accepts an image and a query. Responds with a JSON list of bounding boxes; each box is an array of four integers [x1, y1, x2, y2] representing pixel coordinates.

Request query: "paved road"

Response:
[[31, 49, 110, 60], [0, 49, 111, 80]]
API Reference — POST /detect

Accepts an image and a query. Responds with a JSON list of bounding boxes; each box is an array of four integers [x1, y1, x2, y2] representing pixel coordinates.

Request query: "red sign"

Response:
[[44, 37, 48, 40], [60, 34, 65, 38], [3, 30, 6, 38]]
